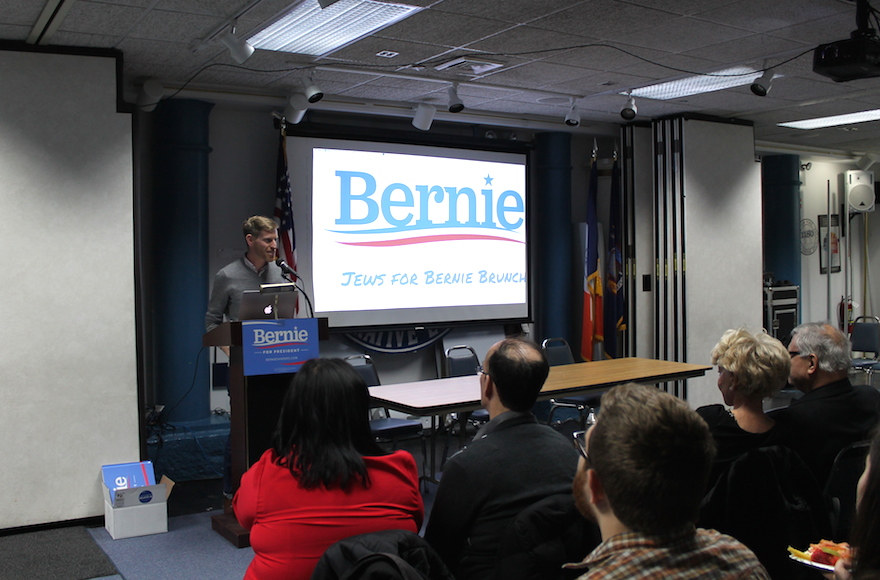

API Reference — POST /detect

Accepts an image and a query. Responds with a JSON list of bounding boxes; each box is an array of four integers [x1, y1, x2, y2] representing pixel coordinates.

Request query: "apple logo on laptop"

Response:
[[264, 305, 273, 316]]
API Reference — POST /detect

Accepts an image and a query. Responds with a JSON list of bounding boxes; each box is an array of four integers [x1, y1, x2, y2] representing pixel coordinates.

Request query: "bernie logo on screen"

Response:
[[331, 170, 524, 245]]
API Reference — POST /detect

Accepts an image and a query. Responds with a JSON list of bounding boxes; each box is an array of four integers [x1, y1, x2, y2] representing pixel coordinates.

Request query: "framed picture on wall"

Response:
[[818, 214, 841, 274]]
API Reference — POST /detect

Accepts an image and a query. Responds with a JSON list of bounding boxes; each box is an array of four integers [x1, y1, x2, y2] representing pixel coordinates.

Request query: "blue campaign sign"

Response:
[[241, 318, 320, 376]]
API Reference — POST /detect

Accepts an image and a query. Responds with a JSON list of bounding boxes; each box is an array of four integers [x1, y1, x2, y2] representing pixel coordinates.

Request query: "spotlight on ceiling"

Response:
[[564, 103, 580, 127], [447, 84, 464, 113], [137, 79, 164, 113], [750, 69, 774, 96], [318, 0, 341, 7], [620, 95, 637, 120], [219, 25, 255, 64], [289, 93, 310, 110], [412, 103, 436, 131], [304, 82, 324, 103], [284, 93, 308, 124]]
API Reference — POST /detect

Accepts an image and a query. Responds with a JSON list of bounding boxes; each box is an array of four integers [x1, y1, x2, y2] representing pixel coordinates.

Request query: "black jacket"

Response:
[[769, 378, 880, 485], [310, 529, 454, 580], [424, 412, 579, 580]]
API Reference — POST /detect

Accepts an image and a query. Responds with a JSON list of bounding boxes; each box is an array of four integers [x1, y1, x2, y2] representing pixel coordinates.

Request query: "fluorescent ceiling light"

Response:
[[248, 0, 421, 57], [627, 66, 763, 100], [778, 109, 880, 130]]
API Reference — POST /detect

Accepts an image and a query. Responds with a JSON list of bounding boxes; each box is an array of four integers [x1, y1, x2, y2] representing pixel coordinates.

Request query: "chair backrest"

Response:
[[541, 337, 575, 366], [444, 345, 479, 378], [850, 321, 880, 356], [345, 354, 380, 387], [824, 440, 871, 540]]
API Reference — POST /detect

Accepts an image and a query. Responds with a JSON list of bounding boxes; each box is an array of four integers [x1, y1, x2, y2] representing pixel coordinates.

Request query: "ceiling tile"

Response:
[[378, 8, 511, 48], [530, 1, 679, 39], [128, 9, 224, 43], [686, 33, 807, 65], [615, 16, 753, 53], [432, 0, 583, 24], [694, 0, 850, 34]]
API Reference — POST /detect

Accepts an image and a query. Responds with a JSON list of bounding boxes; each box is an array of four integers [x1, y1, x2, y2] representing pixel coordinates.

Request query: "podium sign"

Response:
[[241, 318, 320, 376]]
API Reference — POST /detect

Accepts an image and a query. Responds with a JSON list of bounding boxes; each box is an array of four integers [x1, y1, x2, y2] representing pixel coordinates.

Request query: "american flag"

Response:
[[274, 128, 296, 281]]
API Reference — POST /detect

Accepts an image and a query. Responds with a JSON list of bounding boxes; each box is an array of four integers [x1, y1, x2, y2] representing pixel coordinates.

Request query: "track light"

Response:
[[750, 69, 774, 96], [304, 83, 323, 103], [289, 93, 310, 110], [137, 79, 164, 112], [620, 95, 637, 120], [564, 104, 580, 127], [447, 84, 464, 113], [412, 103, 436, 131], [283, 104, 306, 124], [318, 0, 341, 7], [219, 26, 254, 64], [284, 94, 308, 124]]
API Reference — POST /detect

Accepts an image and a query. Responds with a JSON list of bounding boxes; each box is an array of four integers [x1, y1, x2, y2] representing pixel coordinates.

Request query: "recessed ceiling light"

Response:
[[248, 0, 421, 57], [627, 66, 763, 100], [434, 57, 503, 75], [779, 109, 880, 130]]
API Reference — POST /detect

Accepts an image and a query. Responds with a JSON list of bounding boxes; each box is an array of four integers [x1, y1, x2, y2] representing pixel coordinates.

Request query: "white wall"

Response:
[[797, 159, 865, 325], [0, 51, 137, 528], [682, 120, 764, 409]]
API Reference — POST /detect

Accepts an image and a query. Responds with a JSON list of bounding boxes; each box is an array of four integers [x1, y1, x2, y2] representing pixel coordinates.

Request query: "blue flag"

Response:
[[604, 159, 625, 358]]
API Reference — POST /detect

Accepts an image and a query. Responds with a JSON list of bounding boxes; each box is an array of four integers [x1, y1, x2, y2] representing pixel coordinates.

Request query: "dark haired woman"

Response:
[[831, 428, 880, 580], [233, 358, 424, 580]]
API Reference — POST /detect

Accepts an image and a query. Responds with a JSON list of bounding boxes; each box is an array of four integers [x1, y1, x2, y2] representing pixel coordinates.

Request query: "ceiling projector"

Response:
[[813, 33, 880, 82]]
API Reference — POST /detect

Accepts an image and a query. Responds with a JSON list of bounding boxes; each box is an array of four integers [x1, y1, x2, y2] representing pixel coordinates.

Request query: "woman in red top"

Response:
[[233, 358, 424, 580]]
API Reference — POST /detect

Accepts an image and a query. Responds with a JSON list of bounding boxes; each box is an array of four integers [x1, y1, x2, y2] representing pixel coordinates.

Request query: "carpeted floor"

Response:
[[0, 525, 118, 580]]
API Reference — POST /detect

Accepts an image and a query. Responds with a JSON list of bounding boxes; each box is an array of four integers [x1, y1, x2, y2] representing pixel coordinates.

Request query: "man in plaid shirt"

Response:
[[565, 383, 770, 579]]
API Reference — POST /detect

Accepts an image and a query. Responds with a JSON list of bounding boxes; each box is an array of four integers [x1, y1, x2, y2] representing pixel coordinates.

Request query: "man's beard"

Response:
[[572, 466, 597, 523]]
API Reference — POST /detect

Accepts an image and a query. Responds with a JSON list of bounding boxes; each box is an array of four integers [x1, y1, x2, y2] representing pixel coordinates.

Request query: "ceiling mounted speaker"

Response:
[[846, 169, 875, 213]]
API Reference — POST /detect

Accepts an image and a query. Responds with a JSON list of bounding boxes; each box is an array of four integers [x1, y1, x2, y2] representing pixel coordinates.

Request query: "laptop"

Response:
[[238, 286, 298, 321]]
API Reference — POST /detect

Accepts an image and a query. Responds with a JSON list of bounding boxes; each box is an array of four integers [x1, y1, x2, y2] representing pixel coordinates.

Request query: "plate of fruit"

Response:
[[787, 540, 851, 571]]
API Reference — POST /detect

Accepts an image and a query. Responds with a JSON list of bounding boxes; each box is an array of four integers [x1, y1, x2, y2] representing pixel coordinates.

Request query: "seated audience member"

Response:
[[425, 338, 580, 580], [233, 358, 424, 580], [770, 322, 880, 485], [697, 328, 790, 485], [565, 383, 770, 579], [832, 428, 880, 580]]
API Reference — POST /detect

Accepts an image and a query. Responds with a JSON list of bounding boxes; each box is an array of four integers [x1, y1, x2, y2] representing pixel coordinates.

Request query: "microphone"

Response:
[[275, 258, 299, 278]]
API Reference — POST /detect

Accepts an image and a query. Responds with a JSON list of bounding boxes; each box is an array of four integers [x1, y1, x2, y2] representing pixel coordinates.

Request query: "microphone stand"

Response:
[[281, 272, 315, 318]]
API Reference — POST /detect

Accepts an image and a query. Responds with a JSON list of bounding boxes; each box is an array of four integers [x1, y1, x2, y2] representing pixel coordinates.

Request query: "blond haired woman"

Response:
[[696, 328, 790, 485]]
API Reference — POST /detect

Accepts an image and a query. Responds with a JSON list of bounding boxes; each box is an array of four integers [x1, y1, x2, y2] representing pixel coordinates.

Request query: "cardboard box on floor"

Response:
[[103, 473, 175, 540]]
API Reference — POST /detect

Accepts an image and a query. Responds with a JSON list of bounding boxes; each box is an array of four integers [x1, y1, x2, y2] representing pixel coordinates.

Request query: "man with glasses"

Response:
[[566, 383, 769, 579], [770, 321, 880, 484], [425, 338, 580, 580]]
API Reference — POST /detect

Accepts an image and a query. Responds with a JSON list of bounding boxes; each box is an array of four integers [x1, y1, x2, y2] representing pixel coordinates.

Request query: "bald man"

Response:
[[425, 338, 579, 580]]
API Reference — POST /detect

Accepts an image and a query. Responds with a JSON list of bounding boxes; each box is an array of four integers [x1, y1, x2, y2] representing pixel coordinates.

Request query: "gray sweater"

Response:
[[205, 256, 286, 331]]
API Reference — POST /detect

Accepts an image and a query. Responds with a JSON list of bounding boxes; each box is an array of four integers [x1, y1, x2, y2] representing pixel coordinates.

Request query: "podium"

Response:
[[203, 318, 328, 547]]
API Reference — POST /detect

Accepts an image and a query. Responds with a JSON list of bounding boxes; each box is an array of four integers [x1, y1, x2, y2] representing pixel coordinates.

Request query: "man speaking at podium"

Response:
[[205, 215, 287, 348], [205, 215, 286, 500]]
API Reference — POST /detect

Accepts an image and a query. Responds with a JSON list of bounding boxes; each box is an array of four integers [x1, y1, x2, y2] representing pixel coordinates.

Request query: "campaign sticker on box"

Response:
[[102, 461, 156, 505]]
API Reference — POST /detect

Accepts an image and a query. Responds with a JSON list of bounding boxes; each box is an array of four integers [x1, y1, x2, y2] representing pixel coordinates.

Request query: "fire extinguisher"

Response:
[[838, 296, 854, 334]]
